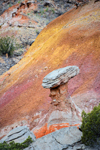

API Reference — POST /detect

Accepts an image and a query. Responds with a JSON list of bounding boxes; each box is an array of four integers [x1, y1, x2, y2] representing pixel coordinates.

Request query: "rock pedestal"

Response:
[[42, 66, 79, 107], [49, 83, 68, 106]]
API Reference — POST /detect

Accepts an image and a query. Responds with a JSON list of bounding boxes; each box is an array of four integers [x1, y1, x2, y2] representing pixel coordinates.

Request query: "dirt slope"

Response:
[[0, 1, 100, 138]]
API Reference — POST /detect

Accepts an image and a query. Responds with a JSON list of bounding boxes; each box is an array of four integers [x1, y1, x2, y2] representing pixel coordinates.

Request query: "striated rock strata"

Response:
[[42, 66, 79, 88], [0, 126, 36, 144]]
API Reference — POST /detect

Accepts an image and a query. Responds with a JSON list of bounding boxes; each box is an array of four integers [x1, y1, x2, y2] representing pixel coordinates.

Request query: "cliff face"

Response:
[[0, 1, 100, 138]]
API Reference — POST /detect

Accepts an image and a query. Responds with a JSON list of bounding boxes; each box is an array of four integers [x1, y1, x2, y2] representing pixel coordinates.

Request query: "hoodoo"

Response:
[[33, 66, 81, 139], [42, 66, 79, 106]]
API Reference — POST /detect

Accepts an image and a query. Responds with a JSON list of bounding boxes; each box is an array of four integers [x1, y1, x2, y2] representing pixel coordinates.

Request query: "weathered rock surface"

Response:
[[33, 108, 81, 139], [0, 126, 36, 144], [33, 122, 80, 139], [0, 125, 99, 150], [25, 126, 82, 150], [42, 66, 79, 88]]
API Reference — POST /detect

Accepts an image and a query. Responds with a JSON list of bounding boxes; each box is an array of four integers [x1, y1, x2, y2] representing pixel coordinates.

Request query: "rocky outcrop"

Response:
[[42, 66, 79, 106], [31, 66, 81, 139], [0, 126, 36, 144], [1, 125, 99, 150], [33, 123, 80, 139], [25, 126, 82, 150]]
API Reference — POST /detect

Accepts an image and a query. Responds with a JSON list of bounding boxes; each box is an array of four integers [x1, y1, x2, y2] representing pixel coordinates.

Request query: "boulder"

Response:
[[0, 126, 36, 144], [24, 126, 82, 150], [42, 66, 79, 89]]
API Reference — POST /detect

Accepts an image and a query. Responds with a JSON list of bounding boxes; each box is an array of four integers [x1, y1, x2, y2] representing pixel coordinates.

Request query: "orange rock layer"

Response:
[[34, 123, 80, 139]]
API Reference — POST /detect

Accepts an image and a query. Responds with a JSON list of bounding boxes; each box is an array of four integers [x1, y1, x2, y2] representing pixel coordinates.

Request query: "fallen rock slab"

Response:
[[25, 126, 82, 150], [0, 126, 36, 144]]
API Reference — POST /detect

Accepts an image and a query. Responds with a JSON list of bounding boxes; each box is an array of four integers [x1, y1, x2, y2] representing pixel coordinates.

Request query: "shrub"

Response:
[[0, 36, 15, 57], [81, 104, 100, 146], [18, 1, 21, 4], [8, 4, 12, 7], [45, 7, 49, 12], [27, 13, 30, 16], [40, 9, 45, 15], [0, 136, 33, 150], [51, 8, 55, 14]]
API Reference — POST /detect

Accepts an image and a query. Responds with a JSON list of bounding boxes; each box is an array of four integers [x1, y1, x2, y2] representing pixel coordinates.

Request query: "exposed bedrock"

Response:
[[1, 126, 85, 150], [1, 125, 99, 150], [27, 126, 82, 150], [0, 126, 36, 144]]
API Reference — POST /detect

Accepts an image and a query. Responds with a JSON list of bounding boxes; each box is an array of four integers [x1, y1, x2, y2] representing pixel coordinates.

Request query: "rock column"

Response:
[[42, 66, 79, 107]]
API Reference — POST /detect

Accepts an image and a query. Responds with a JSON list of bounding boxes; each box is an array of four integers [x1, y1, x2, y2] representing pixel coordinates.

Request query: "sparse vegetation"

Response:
[[18, 1, 21, 4], [0, 136, 33, 150], [45, 7, 49, 12], [81, 104, 100, 146], [0, 36, 15, 57], [8, 4, 12, 7], [40, 9, 45, 15], [27, 13, 30, 16], [51, 8, 55, 14], [35, 29, 40, 35]]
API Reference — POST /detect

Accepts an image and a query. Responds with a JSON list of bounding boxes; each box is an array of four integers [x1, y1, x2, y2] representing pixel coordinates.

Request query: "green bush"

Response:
[[18, 1, 21, 4], [0, 36, 15, 57], [45, 7, 49, 12], [0, 136, 33, 150], [81, 104, 100, 146]]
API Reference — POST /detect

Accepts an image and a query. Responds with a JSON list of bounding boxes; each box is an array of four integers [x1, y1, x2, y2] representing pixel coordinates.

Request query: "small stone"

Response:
[[14, 50, 23, 56], [12, 58, 19, 64]]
